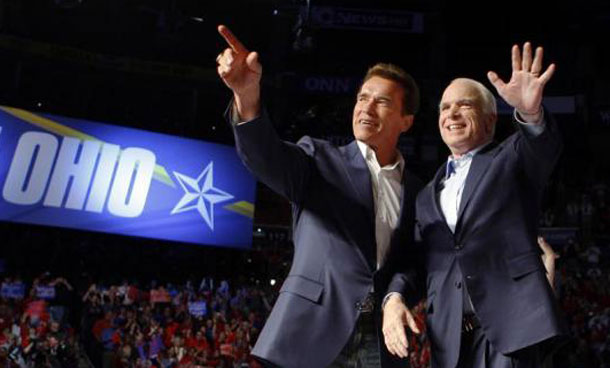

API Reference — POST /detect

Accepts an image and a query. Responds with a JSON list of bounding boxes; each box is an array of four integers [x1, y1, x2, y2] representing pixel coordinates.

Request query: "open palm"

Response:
[[488, 43, 555, 116]]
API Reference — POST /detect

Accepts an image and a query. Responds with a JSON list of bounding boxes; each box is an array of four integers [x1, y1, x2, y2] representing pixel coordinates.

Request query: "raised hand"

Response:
[[487, 42, 555, 123], [217, 25, 262, 120]]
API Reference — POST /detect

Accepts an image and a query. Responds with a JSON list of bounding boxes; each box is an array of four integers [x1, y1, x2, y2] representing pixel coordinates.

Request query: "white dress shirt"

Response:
[[439, 146, 484, 232], [357, 141, 404, 269]]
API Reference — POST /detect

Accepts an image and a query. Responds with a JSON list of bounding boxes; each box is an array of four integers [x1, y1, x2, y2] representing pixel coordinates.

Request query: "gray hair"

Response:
[[450, 78, 497, 116]]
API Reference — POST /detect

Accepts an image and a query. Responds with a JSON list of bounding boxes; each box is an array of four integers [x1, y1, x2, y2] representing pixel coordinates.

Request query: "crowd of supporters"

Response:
[[537, 174, 610, 367], [540, 176, 609, 236], [80, 279, 274, 368], [0, 233, 604, 368], [0, 235, 607, 368], [552, 236, 610, 368], [0, 274, 81, 367], [0, 271, 278, 368]]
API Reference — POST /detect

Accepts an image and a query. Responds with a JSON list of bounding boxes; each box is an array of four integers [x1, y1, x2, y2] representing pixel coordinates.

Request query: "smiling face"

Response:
[[352, 76, 413, 154], [439, 79, 496, 157]]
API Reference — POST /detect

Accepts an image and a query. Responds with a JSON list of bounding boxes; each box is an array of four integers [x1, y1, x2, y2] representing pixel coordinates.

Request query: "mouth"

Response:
[[445, 123, 466, 131], [358, 119, 377, 127]]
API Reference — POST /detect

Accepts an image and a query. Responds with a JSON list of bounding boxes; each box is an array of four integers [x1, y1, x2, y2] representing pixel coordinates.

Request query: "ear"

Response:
[[400, 115, 414, 133]]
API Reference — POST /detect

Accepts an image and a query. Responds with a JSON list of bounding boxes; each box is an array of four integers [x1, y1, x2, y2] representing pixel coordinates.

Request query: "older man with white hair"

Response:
[[383, 42, 568, 368]]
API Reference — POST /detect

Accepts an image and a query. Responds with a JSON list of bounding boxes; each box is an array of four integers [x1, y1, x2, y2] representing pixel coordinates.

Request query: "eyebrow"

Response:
[[439, 98, 475, 109], [358, 91, 392, 102]]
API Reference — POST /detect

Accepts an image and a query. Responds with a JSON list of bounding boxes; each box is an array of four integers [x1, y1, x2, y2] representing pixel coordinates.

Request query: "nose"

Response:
[[360, 99, 376, 114], [448, 104, 460, 118]]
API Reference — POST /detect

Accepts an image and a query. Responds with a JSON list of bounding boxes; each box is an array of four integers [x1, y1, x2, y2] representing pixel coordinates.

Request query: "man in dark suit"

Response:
[[382, 43, 568, 367], [215, 25, 422, 367]]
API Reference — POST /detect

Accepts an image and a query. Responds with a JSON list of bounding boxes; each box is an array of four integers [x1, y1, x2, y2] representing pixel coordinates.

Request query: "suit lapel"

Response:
[[381, 167, 418, 269], [397, 167, 418, 226], [344, 141, 374, 222], [343, 141, 376, 270], [456, 143, 498, 225], [430, 164, 448, 224]]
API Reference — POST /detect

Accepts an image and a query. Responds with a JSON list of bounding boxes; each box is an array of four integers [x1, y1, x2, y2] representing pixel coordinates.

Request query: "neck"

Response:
[[374, 146, 399, 167], [450, 139, 491, 159], [451, 150, 466, 159]]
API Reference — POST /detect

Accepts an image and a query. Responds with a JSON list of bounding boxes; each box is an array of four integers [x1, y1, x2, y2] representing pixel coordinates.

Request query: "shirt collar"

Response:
[[356, 140, 404, 174], [445, 142, 490, 178]]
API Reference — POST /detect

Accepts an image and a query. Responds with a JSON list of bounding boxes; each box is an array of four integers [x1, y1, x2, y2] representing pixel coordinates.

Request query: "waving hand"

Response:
[[487, 42, 555, 123]]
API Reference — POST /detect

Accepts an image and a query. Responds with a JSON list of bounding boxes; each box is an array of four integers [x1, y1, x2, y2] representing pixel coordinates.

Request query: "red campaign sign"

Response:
[[26, 300, 47, 318], [220, 343, 233, 357]]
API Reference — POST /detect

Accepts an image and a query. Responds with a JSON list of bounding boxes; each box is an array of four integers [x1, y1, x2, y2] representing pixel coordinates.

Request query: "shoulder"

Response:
[[296, 136, 354, 157]]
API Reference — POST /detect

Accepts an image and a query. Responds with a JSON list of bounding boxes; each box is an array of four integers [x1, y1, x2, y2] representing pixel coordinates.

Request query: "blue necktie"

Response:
[[446, 160, 456, 179]]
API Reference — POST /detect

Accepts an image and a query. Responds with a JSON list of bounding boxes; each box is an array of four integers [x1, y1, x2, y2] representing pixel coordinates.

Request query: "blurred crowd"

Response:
[[0, 273, 80, 367], [80, 278, 274, 368], [540, 178, 609, 237], [551, 237, 610, 367]]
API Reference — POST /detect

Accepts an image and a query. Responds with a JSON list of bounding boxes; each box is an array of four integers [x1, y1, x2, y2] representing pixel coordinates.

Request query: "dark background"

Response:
[[0, 1, 608, 367]]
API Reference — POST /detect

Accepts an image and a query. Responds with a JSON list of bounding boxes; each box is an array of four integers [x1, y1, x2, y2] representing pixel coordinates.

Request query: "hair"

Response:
[[360, 63, 420, 115], [449, 78, 497, 116], [445, 78, 498, 139]]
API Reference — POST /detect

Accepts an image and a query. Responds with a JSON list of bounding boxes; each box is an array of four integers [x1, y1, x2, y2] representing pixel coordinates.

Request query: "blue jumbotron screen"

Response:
[[0, 106, 256, 248]]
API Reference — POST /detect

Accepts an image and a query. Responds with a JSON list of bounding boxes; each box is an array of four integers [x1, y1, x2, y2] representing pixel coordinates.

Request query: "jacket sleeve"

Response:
[[227, 103, 313, 205], [512, 107, 563, 190]]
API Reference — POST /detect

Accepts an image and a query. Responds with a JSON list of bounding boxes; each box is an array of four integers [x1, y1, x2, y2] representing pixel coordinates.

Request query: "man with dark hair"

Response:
[[216, 25, 422, 368], [361, 63, 420, 116], [382, 42, 568, 368]]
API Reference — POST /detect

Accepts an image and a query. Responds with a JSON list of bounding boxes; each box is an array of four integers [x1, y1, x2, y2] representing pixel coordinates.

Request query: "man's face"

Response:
[[352, 76, 413, 151], [439, 80, 496, 157]]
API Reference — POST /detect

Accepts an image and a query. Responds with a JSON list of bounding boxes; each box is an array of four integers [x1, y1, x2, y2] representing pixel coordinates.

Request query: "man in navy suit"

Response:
[[382, 43, 568, 367], [215, 25, 423, 367]]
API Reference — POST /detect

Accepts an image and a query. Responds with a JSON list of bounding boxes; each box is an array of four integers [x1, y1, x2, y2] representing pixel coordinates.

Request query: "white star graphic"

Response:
[[170, 162, 234, 230]]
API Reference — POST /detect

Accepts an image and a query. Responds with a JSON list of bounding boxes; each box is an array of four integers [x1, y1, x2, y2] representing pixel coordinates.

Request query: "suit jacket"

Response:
[[415, 112, 569, 368], [230, 109, 422, 368]]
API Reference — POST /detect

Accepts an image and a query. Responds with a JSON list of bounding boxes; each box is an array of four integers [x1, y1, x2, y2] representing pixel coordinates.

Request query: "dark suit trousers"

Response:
[[327, 312, 381, 368], [457, 327, 543, 368], [256, 313, 381, 368]]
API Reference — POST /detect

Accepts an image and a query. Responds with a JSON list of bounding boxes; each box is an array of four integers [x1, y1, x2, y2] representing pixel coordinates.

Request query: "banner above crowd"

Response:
[[0, 106, 256, 248]]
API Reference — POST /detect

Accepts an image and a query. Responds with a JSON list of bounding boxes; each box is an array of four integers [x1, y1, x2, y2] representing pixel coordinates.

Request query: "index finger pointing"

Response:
[[218, 25, 248, 53]]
